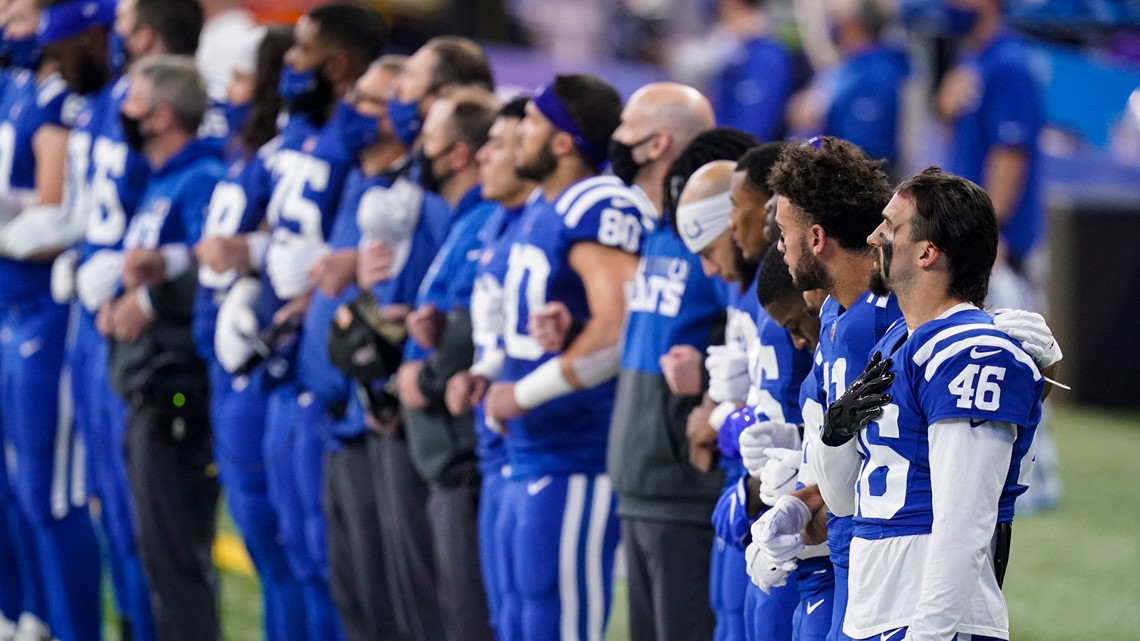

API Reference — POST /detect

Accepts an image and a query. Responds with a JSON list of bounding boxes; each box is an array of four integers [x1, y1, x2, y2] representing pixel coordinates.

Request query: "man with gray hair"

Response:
[[104, 53, 226, 641]]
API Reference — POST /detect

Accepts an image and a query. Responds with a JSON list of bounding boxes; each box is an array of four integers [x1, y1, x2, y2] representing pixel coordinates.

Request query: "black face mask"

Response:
[[417, 144, 454, 194], [608, 132, 657, 186], [120, 111, 151, 153]]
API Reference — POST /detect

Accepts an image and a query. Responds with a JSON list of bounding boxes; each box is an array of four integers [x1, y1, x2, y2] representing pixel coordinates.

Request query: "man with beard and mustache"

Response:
[[674, 158, 810, 641], [746, 139, 1062, 641], [106, 54, 225, 641], [831, 168, 1048, 641], [38, 0, 191, 638], [227, 3, 386, 640], [480, 73, 653, 641]]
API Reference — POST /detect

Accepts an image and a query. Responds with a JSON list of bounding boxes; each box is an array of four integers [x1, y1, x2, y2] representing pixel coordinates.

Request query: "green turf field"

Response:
[[109, 405, 1138, 640]]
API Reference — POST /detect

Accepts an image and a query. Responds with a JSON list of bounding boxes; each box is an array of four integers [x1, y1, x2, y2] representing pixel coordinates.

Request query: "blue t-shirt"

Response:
[[622, 223, 727, 374], [822, 45, 909, 167], [947, 32, 1043, 262], [708, 35, 794, 141], [0, 70, 70, 303], [854, 305, 1043, 540], [500, 175, 654, 477]]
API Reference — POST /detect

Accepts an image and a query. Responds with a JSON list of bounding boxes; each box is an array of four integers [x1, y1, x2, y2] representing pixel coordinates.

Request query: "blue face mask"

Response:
[[329, 100, 381, 156], [278, 66, 317, 102], [5, 36, 41, 70], [387, 97, 422, 149], [944, 6, 979, 37], [108, 30, 127, 76], [223, 101, 253, 139]]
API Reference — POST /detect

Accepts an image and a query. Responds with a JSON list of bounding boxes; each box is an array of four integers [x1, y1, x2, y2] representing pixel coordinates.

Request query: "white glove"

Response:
[[0, 205, 85, 259], [759, 447, 801, 505], [740, 420, 802, 478], [748, 494, 810, 566], [215, 277, 261, 373], [706, 344, 751, 404], [992, 308, 1063, 369], [356, 177, 422, 277], [75, 249, 125, 312], [50, 249, 79, 304], [265, 236, 329, 300], [744, 549, 797, 595]]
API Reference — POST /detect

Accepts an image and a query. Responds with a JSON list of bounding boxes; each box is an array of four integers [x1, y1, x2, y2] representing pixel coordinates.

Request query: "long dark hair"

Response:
[[240, 25, 294, 153]]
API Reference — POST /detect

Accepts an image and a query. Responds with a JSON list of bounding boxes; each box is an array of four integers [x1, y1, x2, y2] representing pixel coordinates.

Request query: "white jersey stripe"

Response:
[[554, 176, 621, 215], [924, 335, 1042, 382], [912, 324, 997, 366]]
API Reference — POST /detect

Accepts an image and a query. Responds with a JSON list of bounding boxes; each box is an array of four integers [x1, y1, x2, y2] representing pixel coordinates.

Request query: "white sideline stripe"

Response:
[[560, 475, 587, 641], [585, 475, 611, 641], [912, 323, 994, 365], [924, 335, 1042, 382]]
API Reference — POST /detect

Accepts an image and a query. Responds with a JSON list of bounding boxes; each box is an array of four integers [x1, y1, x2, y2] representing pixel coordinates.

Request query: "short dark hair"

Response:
[[736, 142, 786, 199], [499, 95, 529, 120], [551, 73, 623, 170], [895, 166, 998, 307], [768, 136, 892, 251], [308, 1, 389, 76], [425, 36, 494, 93], [447, 88, 500, 153], [136, 0, 202, 56], [662, 127, 758, 224], [756, 243, 797, 308]]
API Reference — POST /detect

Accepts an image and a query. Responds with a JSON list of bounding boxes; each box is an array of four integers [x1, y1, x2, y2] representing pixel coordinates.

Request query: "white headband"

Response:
[[676, 191, 732, 254]]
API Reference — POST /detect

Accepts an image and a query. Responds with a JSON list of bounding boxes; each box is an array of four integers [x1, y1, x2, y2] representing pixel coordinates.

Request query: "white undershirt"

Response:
[[845, 418, 1015, 640]]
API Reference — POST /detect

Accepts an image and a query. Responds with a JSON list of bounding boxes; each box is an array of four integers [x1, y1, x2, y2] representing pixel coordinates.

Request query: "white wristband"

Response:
[[246, 231, 270, 271], [514, 357, 575, 410], [160, 244, 191, 280], [470, 348, 505, 382], [136, 286, 156, 318]]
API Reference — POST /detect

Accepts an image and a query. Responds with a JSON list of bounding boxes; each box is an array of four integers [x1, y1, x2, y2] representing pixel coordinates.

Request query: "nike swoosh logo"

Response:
[[971, 347, 1001, 359], [806, 599, 825, 615], [19, 338, 43, 358], [970, 418, 988, 428], [527, 476, 553, 496], [881, 628, 905, 641]]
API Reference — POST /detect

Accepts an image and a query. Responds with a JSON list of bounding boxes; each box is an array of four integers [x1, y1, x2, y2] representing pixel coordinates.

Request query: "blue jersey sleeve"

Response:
[[916, 330, 1043, 428], [554, 178, 651, 256], [172, 164, 225, 245]]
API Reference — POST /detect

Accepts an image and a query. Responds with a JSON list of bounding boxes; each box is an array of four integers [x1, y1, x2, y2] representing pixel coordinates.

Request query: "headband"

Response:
[[532, 83, 606, 167], [37, 0, 115, 46], [676, 191, 733, 254]]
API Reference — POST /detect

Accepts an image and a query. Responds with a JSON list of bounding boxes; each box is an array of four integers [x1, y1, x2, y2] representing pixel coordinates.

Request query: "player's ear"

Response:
[[809, 223, 826, 254], [918, 240, 940, 268], [550, 130, 575, 159], [646, 131, 669, 163], [323, 51, 351, 87]]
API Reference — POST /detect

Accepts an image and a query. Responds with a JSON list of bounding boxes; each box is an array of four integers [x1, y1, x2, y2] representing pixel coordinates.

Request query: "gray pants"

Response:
[[126, 402, 220, 641], [623, 517, 715, 641], [427, 482, 494, 641], [324, 434, 399, 641], [366, 433, 445, 641]]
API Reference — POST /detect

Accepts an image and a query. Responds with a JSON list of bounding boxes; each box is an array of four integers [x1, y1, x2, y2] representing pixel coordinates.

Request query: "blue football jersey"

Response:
[[263, 114, 352, 244], [500, 175, 654, 477], [470, 202, 525, 473], [191, 144, 274, 362], [622, 223, 727, 374], [0, 70, 70, 303], [122, 138, 225, 251], [81, 76, 151, 258], [853, 305, 1044, 540]]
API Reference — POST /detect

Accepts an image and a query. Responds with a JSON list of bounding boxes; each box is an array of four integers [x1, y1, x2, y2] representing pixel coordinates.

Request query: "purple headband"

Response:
[[532, 83, 606, 167], [37, 0, 116, 47]]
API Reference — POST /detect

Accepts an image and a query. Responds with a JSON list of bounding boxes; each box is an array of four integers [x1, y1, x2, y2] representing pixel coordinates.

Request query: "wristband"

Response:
[[514, 357, 575, 410]]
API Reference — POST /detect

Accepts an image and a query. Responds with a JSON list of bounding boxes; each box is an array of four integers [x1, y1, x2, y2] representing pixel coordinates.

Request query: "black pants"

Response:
[[324, 433, 399, 641], [366, 433, 445, 641], [125, 402, 220, 641], [426, 481, 494, 641], [624, 517, 716, 641]]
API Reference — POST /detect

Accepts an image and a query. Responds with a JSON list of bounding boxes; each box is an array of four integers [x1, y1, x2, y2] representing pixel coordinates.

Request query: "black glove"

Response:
[[822, 351, 895, 446]]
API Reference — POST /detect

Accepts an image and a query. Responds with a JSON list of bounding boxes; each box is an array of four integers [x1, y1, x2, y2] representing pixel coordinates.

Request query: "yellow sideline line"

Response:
[[213, 532, 255, 577]]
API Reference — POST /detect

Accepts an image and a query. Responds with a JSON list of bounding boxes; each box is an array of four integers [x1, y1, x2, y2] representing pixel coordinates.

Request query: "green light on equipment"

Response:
[[173, 393, 186, 408]]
